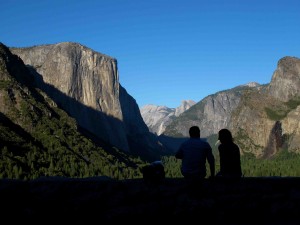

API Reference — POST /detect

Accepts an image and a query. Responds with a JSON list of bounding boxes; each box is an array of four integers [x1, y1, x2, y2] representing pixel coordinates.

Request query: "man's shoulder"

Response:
[[199, 138, 210, 144], [182, 138, 211, 146], [180, 139, 190, 145], [203, 141, 212, 148], [194, 139, 212, 148]]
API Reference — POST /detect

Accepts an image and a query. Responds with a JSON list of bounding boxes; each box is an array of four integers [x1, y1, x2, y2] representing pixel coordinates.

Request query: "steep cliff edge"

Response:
[[229, 56, 300, 157], [268, 56, 300, 102], [0, 42, 146, 179], [10, 42, 162, 159]]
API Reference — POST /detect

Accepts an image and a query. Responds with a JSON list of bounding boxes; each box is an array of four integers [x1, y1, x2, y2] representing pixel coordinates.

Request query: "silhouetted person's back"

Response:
[[175, 126, 215, 183], [216, 128, 242, 179]]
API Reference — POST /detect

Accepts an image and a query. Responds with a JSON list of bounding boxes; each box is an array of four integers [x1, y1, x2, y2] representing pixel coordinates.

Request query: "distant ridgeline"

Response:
[[151, 59, 300, 159], [143, 56, 300, 176], [1, 40, 300, 180]]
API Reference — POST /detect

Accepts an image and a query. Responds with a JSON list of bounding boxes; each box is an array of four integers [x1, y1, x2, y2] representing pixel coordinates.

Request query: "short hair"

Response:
[[189, 126, 200, 138]]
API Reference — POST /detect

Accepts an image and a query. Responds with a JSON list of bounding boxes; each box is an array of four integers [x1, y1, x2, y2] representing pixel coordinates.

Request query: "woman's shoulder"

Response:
[[232, 142, 240, 148], [219, 142, 239, 149]]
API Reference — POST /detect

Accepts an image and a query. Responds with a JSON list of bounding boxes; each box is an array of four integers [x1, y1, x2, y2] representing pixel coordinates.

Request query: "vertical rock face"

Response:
[[11, 42, 161, 156], [268, 56, 300, 101], [196, 92, 242, 137], [281, 105, 300, 153], [119, 86, 162, 158], [228, 92, 281, 157], [228, 57, 300, 157]]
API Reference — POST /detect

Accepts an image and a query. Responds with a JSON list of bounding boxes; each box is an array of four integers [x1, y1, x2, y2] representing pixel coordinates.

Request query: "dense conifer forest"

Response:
[[162, 149, 300, 178]]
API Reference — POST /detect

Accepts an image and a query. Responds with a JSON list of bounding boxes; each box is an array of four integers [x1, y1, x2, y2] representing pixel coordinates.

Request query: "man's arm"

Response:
[[175, 147, 183, 159]]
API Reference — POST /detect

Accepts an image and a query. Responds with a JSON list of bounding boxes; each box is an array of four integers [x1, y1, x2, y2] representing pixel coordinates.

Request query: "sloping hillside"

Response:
[[0, 43, 145, 179]]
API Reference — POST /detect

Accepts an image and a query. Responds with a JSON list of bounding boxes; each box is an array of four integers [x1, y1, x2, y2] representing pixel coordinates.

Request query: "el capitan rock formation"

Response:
[[10, 42, 162, 159]]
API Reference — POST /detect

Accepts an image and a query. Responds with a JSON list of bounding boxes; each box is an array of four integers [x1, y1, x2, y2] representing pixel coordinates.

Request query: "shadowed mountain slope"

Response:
[[0, 42, 147, 179]]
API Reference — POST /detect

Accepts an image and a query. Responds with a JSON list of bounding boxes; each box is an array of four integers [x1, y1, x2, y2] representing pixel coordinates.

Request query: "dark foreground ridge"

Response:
[[1, 177, 300, 224]]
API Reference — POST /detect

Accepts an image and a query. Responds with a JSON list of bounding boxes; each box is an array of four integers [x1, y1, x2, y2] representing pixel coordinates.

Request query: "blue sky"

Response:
[[1, 0, 300, 108]]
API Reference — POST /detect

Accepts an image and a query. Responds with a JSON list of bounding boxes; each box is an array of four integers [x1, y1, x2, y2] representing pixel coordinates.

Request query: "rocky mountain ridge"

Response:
[[160, 82, 262, 152], [229, 56, 300, 157], [140, 100, 196, 135], [162, 56, 300, 157]]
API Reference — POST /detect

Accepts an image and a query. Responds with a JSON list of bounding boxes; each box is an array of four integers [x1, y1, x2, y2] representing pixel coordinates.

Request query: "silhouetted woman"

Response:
[[216, 129, 242, 179]]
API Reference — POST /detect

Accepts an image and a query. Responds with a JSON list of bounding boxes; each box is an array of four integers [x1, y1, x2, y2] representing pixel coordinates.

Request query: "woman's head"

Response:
[[218, 128, 233, 144]]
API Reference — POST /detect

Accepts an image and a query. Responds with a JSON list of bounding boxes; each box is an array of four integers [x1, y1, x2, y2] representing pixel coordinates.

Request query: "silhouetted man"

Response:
[[175, 126, 215, 184]]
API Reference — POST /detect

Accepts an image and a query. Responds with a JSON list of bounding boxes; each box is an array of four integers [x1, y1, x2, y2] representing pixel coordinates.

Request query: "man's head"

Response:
[[189, 126, 200, 138]]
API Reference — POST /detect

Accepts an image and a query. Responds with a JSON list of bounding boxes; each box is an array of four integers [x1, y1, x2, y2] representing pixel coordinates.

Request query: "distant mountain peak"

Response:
[[140, 100, 196, 135], [240, 82, 260, 87]]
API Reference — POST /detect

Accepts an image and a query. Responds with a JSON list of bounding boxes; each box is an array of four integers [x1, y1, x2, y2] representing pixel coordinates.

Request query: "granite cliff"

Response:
[[0, 42, 146, 179], [10, 42, 162, 159], [229, 56, 300, 157]]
